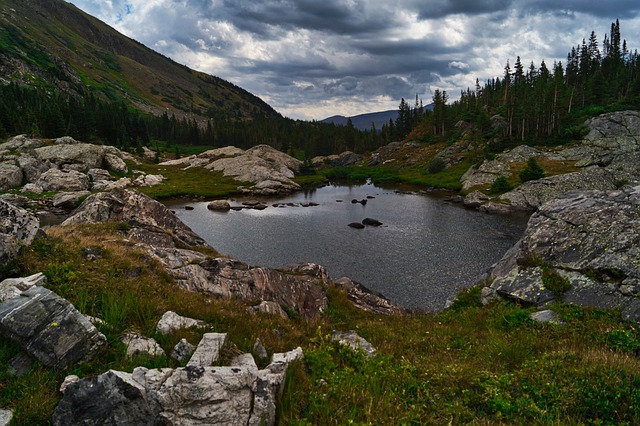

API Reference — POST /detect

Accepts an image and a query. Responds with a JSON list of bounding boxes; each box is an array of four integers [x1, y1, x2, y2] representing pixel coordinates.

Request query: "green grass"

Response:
[[133, 163, 244, 199], [321, 158, 471, 191], [4, 224, 640, 424]]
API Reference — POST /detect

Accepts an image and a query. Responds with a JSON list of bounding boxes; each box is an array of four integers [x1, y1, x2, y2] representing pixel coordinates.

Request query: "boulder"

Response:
[[208, 200, 231, 211], [62, 189, 208, 248], [331, 330, 377, 358], [122, 334, 165, 358], [34, 143, 105, 172], [253, 338, 269, 361], [348, 222, 365, 229], [0, 273, 46, 302], [104, 153, 129, 173], [0, 161, 23, 191], [206, 145, 302, 195], [0, 135, 46, 152], [36, 168, 90, 192], [53, 370, 159, 425], [0, 286, 107, 369], [362, 218, 382, 226], [133, 174, 164, 187], [0, 409, 13, 426], [463, 190, 490, 208], [333, 277, 403, 315], [52, 191, 91, 209], [0, 200, 39, 265], [485, 185, 640, 321], [155, 310, 205, 335], [187, 332, 227, 367], [247, 301, 289, 319], [170, 339, 195, 363]]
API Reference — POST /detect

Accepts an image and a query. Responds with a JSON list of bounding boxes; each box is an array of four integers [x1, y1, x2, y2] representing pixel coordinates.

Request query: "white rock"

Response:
[[155, 311, 205, 335], [0, 273, 46, 302], [122, 334, 166, 358], [187, 333, 227, 367], [60, 375, 80, 393]]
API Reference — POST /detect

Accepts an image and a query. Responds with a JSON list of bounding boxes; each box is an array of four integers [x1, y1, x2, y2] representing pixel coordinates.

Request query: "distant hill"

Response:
[[0, 0, 279, 121], [321, 105, 433, 131]]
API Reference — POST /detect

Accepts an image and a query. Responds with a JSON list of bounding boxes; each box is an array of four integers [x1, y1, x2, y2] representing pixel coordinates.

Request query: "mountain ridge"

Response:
[[321, 104, 433, 131], [0, 0, 278, 121]]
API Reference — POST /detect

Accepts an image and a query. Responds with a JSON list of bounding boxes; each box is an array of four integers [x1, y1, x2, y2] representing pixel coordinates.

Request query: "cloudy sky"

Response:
[[65, 0, 640, 120]]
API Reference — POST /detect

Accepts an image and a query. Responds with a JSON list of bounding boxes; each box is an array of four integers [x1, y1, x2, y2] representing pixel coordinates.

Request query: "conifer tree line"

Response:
[[0, 83, 389, 158], [417, 20, 640, 148]]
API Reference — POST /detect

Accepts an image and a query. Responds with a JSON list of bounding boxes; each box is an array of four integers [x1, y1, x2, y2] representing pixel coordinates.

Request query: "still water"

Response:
[[168, 183, 529, 311]]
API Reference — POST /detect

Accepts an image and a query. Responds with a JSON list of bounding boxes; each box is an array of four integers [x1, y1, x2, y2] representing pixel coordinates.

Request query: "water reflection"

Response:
[[167, 183, 529, 311]]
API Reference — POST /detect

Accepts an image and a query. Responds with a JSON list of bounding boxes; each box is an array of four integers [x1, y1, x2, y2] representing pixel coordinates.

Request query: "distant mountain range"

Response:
[[321, 104, 434, 131]]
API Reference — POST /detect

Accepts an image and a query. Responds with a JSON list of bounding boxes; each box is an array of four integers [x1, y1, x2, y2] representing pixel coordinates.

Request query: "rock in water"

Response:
[[0, 200, 39, 265], [362, 218, 382, 226], [348, 222, 365, 229], [208, 200, 231, 211], [0, 286, 107, 369]]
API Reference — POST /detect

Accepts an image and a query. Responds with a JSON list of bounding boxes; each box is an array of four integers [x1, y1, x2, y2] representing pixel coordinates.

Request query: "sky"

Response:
[[65, 0, 640, 121]]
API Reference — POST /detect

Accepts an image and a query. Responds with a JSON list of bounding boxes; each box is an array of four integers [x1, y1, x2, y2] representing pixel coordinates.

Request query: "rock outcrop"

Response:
[[53, 331, 304, 426], [482, 185, 640, 321], [161, 144, 302, 195], [61, 189, 401, 318], [0, 281, 107, 369], [0, 200, 39, 265], [461, 111, 640, 212], [0, 135, 132, 193], [332, 330, 377, 358]]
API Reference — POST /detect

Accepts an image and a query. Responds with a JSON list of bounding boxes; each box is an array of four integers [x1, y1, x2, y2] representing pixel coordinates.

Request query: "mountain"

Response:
[[321, 104, 433, 131], [0, 0, 278, 121]]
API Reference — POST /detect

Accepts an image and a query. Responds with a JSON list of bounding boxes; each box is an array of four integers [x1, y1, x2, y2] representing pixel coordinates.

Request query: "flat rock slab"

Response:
[[187, 332, 227, 367], [0, 286, 106, 369]]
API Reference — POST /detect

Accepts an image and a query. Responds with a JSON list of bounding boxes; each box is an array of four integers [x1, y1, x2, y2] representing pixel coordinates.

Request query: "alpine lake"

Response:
[[166, 182, 530, 311]]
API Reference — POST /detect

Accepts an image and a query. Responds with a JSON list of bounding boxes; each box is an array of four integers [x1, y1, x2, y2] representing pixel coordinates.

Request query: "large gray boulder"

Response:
[[484, 185, 640, 321], [34, 143, 106, 172], [36, 168, 90, 192], [0, 286, 107, 369], [0, 200, 39, 265], [63, 188, 208, 248]]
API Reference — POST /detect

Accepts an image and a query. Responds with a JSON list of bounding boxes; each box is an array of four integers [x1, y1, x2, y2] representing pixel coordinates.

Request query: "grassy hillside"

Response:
[[2, 223, 640, 424], [0, 0, 278, 121]]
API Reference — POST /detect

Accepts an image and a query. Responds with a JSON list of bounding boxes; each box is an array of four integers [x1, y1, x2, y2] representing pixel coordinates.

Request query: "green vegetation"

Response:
[[489, 176, 513, 194], [133, 163, 243, 199], [519, 157, 546, 182], [3, 225, 640, 424]]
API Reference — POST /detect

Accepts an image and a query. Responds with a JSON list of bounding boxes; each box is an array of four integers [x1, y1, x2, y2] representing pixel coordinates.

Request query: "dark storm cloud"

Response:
[[219, 0, 397, 37], [414, 0, 513, 19], [521, 0, 640, 18]]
